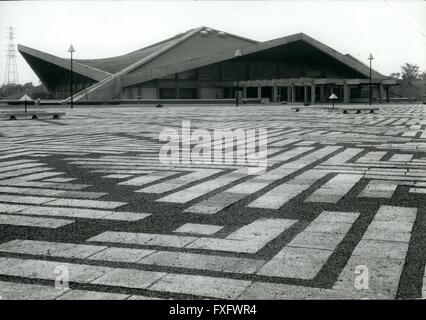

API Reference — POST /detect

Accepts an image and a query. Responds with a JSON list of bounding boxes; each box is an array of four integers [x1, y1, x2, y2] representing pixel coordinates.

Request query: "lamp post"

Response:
[[234, 49, 242, 107], [68, 44, 75, 109], [368, 53, 374, 106]]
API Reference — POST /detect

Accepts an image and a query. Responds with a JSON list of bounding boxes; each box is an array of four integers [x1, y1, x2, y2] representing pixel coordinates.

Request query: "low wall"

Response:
[[115, 98, 262, 105]]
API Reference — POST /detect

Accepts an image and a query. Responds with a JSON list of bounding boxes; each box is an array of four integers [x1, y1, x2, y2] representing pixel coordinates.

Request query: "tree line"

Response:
[[389, 63, 426, 80]]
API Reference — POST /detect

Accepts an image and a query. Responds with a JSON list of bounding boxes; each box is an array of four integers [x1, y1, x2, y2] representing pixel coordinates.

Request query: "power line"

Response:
[[384, 0, 426, 39]]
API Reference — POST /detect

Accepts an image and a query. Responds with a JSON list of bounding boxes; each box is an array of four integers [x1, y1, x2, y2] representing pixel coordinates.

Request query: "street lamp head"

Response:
[[68, 45, 75, 53], [368, 53, 374, 60]]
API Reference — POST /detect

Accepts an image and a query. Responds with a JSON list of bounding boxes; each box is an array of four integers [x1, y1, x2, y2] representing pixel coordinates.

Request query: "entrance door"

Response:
[[261, 87, 273, 102]]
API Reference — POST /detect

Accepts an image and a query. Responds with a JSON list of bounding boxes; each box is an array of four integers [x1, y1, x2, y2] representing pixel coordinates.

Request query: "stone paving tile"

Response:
[[0, 257, 113, 283], [91, 268, 166, 289], [0, 214, 74, 228], [409, 187, 426, 194], [356, 151, 387, 163], [0, 186, 61, 197], [389, 154, 413, 162], [0, 167, 53, 180], [257, 247, 332, 279], [358, 180, 398, 198], [374, 205, 417, 222], [54, 191, 107, 200], [56, 289, 130, 300], [88, 232, 198, 248], [118, 171, 180, 186], [0, 194, 57, 205], [137, 169, 221, 194], [45, 198, 127, 209], [187, 218, 297, 253], [321, 148, 364, 165], [88, 247, 155, 263], [184, 192, 246, 215], [0, 203, 31, 213], [43, 177, 77, 183], [126, 295, 163, 300], [173, 223, 224, 235], [156, 170, 247, 204], [332, 256, 405, 298], [249, 170, 328, 209], [139, 251, 265, 274], [18, 206, 150, 221], [0, 240, 107, 259], [352, 240, 412, 260], [149, 274, 251, 299], [305, 174, 363, 203], [16, 172, 65, 181], [238, 282, 389, 300], [102, 174, 133, 179], [0, 280, 66, 300]]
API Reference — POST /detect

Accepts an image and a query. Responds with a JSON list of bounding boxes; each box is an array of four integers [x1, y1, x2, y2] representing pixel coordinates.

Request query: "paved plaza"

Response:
[[0, 104, 425, 300]]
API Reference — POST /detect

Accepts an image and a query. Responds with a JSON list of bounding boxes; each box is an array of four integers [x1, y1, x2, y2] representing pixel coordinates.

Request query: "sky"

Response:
[[0, 0, 425, 86]]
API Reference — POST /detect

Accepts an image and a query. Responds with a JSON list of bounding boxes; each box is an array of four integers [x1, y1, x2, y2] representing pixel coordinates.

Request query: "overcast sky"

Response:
[[0, 0, 425, 85]]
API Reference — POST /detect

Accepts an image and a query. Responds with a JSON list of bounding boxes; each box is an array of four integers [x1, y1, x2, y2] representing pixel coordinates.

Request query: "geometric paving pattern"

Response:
[[0, 104, 425, 299]]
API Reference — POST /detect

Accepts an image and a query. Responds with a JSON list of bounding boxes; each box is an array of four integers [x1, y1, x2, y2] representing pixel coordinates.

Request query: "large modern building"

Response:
[[18, 26, 397, 104]]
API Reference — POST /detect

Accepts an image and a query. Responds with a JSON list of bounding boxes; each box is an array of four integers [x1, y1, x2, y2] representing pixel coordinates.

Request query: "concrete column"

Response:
[[272, 86, 278, 102], [343, 84, 350, 104], [319, 85, 325, 102], [219, 63, 224, 82], [257, 86, 262, 99], [379, 84, 384, 103], [175, 74, 180, 99], [304, 85, 308, 102], [386, 86, 390, 102], [291, 84, 296, 103], [242, 87, 247, 99], [287, 86, 291, 102], [311, 84, 315, 104], [195, 69, 200, 99]]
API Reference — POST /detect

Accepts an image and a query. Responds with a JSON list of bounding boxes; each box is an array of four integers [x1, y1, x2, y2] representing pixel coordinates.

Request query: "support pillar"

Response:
[[272, 86, 278, 103], [343, 83, 350, 104], [291, 84, 296, 103], [287, 86, 291, 103], [379, 84, 384, 103], [175, 74, 179, 99], [257, 86, 262, 99], [242, 87, 247, 99], [156, 80, 160, 99], [311, 84, 315, 104], [386, 86, 390, 102], [320, 85, 325, 102], [304, 85, 308, 102]]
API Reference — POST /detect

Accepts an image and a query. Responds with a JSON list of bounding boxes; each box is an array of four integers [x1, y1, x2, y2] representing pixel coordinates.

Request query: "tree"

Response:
[[389, 72, 401, 79], [401, 63, 421, 80]]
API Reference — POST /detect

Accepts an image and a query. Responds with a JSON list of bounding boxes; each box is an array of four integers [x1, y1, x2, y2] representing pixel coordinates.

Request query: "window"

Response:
[[159, 88, 177, 99]]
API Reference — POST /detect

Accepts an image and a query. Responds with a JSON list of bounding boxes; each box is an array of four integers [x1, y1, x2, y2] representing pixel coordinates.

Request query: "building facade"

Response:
[[18, 27, 397, 103]]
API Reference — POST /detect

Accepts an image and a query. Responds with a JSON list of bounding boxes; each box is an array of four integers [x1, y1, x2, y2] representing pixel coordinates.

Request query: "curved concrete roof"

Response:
[[73, 28, 203, 74]]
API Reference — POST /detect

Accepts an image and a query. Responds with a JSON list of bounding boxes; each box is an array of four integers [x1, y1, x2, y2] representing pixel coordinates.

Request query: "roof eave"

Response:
[[18, 44, 112, 82]]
